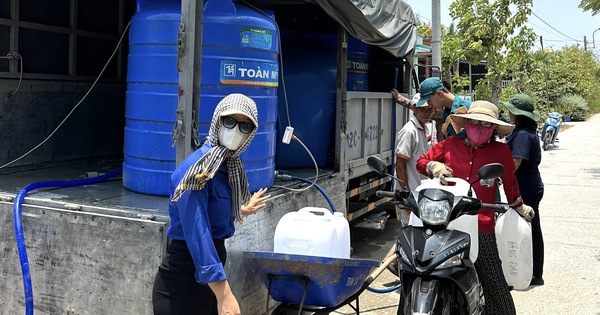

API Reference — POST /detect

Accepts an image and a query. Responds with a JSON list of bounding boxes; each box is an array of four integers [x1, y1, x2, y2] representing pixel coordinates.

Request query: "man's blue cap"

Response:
[[416, 77, 444, 107]]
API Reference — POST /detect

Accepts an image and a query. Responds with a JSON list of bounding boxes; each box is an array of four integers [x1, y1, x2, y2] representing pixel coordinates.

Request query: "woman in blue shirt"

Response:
[[153, 93, 270, 315], [504, 94, 545, 286]]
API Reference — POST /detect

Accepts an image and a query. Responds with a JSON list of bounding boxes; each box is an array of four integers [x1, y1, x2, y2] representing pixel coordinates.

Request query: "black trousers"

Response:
[[522, 190, 544, 278], [152, 239, 227, 315]]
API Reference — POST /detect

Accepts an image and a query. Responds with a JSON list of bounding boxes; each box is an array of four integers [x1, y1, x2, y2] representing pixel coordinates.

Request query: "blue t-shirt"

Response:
[[443, 95, 472, 137], [167, 141, 234, 284], [506, 127, 544, 196]]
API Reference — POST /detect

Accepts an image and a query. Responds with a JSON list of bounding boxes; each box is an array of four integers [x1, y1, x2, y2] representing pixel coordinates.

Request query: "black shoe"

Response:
[[530, 277, 545, 286]]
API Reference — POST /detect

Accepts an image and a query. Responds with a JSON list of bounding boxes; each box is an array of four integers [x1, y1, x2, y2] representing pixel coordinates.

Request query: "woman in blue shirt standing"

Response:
[[504, 94, 545, 286], [153, 93, 270, 315]]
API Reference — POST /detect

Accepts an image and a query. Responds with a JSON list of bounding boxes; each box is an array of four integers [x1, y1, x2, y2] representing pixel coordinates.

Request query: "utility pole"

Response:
[[540, 36, 544, 50], [431, 0, 442, 78], [584, 36, 588, 51]]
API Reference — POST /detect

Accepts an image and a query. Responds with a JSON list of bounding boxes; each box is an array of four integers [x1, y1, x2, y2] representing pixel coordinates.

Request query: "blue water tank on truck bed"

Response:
[[123, 0, 279, 196]]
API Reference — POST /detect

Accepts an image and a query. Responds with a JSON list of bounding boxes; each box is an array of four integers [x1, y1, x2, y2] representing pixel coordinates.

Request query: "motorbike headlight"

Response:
[[418, 198, 452, 225], [435, 253, 463, 269]]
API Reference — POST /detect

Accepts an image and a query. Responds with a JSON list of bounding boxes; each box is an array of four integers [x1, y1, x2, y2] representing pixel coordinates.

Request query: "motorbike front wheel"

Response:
[[543, 131, 553, 150], [399, 279, 452, 315]]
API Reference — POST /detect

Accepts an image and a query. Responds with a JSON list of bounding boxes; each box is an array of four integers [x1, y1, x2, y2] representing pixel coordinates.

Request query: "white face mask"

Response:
[[218, 126, 250, 151]]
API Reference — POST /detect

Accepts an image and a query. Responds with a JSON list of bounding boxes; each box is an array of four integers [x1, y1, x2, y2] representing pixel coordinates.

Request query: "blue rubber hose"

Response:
[[366, 283, 402, 293], [289, 175, 336, 212], [13, 167, 122, 315]]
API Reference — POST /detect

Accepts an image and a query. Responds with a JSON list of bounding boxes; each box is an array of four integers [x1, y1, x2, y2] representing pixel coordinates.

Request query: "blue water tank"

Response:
[[275, 32, 369, 169], [347, 36, 370, 92], [275, 31, 336, 169], [123, 0, 279, 196]]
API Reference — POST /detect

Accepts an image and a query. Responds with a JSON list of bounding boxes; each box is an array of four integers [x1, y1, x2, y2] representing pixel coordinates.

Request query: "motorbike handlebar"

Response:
[[481, 203, 511, 213]]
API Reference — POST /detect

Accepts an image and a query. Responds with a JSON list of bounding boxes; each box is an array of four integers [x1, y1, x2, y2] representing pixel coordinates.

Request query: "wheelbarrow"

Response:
[[243, 251, 398, 315]]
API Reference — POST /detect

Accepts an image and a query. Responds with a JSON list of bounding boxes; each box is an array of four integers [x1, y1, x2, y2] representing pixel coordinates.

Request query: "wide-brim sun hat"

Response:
[[502, 93, 541, 122], [451, 100, 515, 135]]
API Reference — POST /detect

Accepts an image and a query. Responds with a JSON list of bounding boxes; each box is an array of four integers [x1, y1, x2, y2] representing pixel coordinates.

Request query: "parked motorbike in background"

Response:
[[541, 112, 563, 150], [367, 156, 509, 315]]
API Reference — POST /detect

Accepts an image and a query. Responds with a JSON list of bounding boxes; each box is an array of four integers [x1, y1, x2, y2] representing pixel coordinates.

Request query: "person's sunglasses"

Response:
[[467, 119, 493, 128], [222, 116, 255, 134]]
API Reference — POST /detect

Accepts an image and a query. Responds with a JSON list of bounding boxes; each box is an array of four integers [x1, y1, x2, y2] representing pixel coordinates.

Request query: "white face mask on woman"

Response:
[[218, 126, 249, 151], [217, 115, 255, 151]]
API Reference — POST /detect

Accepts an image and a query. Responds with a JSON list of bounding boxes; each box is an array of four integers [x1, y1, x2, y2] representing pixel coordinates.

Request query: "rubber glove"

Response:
[[515, 204, 535, 222], [426, 161, 453, 180]]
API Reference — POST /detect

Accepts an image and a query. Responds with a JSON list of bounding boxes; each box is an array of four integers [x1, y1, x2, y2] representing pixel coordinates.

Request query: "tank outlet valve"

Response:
[[282, 126, 294, 144]]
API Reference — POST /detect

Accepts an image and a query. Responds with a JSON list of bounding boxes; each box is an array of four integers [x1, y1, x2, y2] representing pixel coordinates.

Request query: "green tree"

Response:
[[441, 23, 464, 86], [449, 0, 536, 105], [418, 21, 466, 91], [580, 0, 600, 15], [500, 46, 600, 116]]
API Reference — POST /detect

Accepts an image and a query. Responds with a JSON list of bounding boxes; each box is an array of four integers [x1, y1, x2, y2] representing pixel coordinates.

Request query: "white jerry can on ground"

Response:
[[495, 208, 533, 290]]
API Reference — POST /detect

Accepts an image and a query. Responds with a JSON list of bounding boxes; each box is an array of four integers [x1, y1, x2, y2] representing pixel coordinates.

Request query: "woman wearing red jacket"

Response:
[[416, 100, 535, 315]]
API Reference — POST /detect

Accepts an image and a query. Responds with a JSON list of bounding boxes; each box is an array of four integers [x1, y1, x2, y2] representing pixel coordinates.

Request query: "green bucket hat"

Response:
[[502, 94, 541, 122]]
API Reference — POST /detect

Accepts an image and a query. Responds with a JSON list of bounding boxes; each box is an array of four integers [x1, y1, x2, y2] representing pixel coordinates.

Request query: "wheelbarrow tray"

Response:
[[244, 251, 380, 308]]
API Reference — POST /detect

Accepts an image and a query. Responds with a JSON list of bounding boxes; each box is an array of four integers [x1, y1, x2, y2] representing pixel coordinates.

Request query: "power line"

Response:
[[543, 38, 580, 43], [527, 21, 559, 38], [415, 13, 431, 22], [531, 11, 582, 42]]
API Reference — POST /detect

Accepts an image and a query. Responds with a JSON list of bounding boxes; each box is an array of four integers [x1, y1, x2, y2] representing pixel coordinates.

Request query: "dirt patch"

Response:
[[561, 124, 574, 132]]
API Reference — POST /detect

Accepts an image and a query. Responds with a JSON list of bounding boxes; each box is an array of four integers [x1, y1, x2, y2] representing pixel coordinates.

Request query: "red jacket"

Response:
[[416, 136, 523, 233]]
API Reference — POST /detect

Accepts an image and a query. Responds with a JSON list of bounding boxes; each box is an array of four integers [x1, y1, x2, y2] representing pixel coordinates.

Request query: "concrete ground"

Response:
[[334, 114, 600, 315]]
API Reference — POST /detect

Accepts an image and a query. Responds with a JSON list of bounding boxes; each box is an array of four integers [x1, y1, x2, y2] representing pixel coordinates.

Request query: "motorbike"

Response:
[[367, 156, 509, 315], [540, 112, 563, 150]]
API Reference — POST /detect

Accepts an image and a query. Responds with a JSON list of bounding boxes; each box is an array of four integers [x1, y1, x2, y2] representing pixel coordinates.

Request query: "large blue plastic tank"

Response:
[[347, 36, 370, 92], [275, 32, 368, 169], [124, 0, 278, 196]]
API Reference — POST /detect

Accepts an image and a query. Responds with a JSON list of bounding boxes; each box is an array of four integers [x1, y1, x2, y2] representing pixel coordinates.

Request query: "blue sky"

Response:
[[406, 0, 600, 51]]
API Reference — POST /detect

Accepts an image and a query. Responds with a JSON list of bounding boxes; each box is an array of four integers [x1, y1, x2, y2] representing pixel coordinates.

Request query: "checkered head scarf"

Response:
[[171, 93, 259, 222]]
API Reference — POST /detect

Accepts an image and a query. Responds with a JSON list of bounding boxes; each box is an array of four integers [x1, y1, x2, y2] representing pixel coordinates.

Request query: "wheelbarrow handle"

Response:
[[364, 252, 397, 286]]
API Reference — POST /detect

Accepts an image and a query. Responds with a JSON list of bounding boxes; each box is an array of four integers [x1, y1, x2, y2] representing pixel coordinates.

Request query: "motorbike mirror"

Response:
[[469, 163, 505, 193], [476, 163, 504, 180], [367, 155, 408, 188], [367, 156, 388, 176]]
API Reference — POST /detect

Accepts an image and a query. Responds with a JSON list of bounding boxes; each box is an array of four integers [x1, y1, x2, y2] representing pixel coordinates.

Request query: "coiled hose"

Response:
[[13, 167, 123, 315]]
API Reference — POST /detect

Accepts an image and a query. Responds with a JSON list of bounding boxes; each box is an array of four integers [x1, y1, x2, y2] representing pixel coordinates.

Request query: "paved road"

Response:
[[336, 114, 600, 315]]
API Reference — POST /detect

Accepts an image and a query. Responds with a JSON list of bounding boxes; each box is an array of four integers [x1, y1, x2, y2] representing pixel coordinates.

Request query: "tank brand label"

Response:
[[240, 28, 273, 50], [347, 59, 369, 74], [221, 60, 279, 87]]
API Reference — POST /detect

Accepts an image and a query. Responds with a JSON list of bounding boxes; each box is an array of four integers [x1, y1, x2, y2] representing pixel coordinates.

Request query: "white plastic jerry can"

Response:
[[495, 208, 533, 290], [273, 207, 351, 259]]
